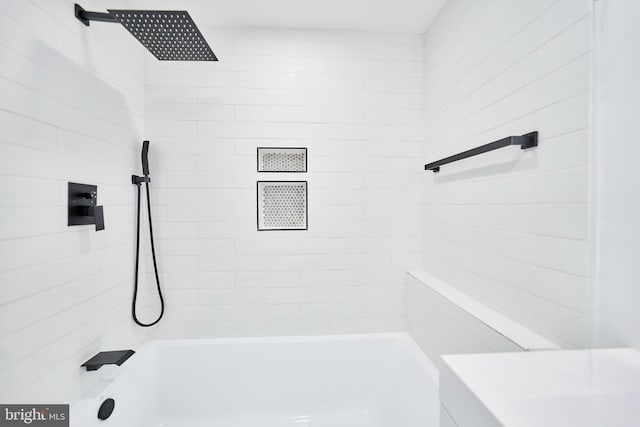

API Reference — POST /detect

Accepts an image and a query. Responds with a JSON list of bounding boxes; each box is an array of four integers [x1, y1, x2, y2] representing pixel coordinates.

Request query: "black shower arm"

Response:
[[75, 4, 117, 26]]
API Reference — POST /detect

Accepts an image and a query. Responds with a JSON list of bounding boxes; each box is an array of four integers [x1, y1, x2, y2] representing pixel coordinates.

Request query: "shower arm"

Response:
[[75, 4, 117, 26]]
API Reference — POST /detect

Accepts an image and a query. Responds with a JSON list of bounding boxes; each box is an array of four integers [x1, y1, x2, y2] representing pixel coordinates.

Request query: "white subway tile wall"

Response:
[[0, 0, 144, 403], [0, 0, 594, 406], [421, 0, 591, 348], [142, 28, 424, 338]]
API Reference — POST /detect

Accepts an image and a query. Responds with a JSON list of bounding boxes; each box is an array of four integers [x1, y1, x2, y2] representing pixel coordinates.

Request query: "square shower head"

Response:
[[107, 10, 217, 61]]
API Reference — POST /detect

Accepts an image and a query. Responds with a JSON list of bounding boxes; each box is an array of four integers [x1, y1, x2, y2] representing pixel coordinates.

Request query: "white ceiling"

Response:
[[125, 0, 447, 34]]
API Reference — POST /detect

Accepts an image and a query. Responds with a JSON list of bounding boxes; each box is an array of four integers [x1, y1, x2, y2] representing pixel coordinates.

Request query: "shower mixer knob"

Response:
[[81, 191, 97, 200]]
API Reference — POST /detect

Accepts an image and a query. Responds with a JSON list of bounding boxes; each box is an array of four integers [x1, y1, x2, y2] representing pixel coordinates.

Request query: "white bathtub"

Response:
[[71, 333, 439, 427]]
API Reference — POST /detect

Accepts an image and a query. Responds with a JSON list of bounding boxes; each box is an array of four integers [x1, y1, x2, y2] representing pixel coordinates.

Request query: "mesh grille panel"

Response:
[[108, 10, 217, 61], [258, 182, 307, 230], [258, 148, 307, 172]]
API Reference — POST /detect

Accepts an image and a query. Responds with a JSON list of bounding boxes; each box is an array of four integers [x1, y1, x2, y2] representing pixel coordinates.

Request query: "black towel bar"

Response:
[[424, 131, 538, 173]]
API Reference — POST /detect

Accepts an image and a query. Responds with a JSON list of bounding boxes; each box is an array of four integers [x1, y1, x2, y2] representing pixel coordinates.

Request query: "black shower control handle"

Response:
[[76, 206, 104, 231], [68, 182, 105, 232], [92, 206, 104, 231]]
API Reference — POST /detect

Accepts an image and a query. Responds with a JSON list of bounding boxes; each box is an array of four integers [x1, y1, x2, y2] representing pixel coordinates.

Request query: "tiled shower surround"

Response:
[[141, 28, 425, 339], [0, 0, 596, 406]]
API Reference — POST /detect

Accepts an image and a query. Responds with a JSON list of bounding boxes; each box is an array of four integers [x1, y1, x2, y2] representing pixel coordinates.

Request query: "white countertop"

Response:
[[441, 349, 640, 427]]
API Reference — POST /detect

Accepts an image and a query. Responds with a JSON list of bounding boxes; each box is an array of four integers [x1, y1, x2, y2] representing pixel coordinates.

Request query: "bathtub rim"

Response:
[[143, 332, 439, 381], [72, 332, 438, 413]]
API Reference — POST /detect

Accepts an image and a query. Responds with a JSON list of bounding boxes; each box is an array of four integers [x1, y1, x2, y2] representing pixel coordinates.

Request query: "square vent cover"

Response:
[[257, 181, 307, 231], [257, 147, 307, 172]]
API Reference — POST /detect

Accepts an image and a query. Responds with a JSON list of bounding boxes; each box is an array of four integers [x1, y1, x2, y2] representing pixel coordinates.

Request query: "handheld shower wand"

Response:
[[141, 140, 150, 176], [132, 141, 165, 327]]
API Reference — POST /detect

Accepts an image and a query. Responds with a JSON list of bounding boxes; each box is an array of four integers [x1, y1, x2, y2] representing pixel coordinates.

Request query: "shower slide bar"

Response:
[[424, 131, 538, 173]]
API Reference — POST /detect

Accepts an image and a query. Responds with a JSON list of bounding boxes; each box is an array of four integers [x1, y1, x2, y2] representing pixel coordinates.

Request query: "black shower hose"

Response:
[[132, 180, 165, 327]]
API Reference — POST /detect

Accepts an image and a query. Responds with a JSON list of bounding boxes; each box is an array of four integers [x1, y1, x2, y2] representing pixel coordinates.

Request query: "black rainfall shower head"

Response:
[[75, 4, 217, 61], [109, 10, 217, 61]]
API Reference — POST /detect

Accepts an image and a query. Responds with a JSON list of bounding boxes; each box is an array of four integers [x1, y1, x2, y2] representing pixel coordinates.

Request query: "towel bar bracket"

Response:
[[515, 132, 538, 150]]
